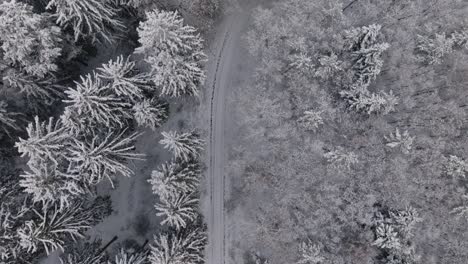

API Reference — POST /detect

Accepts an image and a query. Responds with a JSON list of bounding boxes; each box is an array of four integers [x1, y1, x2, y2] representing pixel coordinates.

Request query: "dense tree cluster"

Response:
[[0, 0, 209, 263]]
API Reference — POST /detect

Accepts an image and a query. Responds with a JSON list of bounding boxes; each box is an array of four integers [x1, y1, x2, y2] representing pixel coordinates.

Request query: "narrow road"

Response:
[[205, 11, 248, 264]]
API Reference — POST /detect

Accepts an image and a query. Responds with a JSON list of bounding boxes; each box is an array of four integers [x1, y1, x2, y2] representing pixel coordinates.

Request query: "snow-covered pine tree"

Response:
[[289, 52, 314, 72], [2, 69, 62, 103], [60, 240, 108, 264], [159, 131, 204, 161], [351, 42, 389, 83], [297, 110, 324, 133], [324, 147, 358, 171], [154, 192, 198, 230], [343, 24, 389, 84], [97, 56, 151, 102], [148, 160, 200, 198], [16, 116, 70, 166], [20, 158, 83, 209], [372, 206, 422, 259], [339, 82, 398, 115], [17, 196, 111, 257], [149, 228, 206, 264], [0, 101, 19, 136], [46, 0, 123, 43], [69, 131, 143, 187], [314, 52, 343, 79], [63, 73, 131, 130], [297, 239, 324, 264], [132, 99, 168, 130], [111, 249, 147, 264], [0, 0, 63, 78], [344, 24, 383, 51], [145, 50, 205, 97], [372, 223, 402, 251], [135, 9, 206, 97], [416, 33, 455, 64], [384, 128, 414, 154], [17, 202, 92, 255]]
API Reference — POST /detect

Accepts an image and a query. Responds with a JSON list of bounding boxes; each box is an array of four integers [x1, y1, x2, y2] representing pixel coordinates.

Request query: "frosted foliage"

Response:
[[135, 10, 203, 56], [2, 70, 59, 101], [132, 99, 168, 130], [69, 131, 143, 186], [15, 116, 69, 165], [372, 207, 422, 259], [20, 159, 83, 209], [47, 0, 123, 43], [340, 82, 398, 115], [314, 52, 342, 79], [385, 128, 414, 154], [445, 155, 468, 178], [59, 240, 106, 264], [17, 204, 91, 255], [297, 110, 323, 132], [344, 24, 383, 51], [372, 223, 402, 251], [344, 24, 389, 84], [324, 147, 358, 170], [148, 161, 200, 198], [64, 74, 131, 129], [135, 10, 206, 97], [0, 0, 62, 78], [97, 56, 149, 102], [154, 192, 198, 229], [297, 240, 324, 264], [416, 33, 454, 64], [149, 229, 206, 264], [111, 249, 146, 264], [146, 51, 205, 97], [289, 52, 314, 71], [159, 131, 204, 161], [0, 101, 19, 135]]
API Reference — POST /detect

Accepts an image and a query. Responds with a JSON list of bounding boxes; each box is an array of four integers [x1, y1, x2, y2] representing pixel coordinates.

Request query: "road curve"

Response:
[[205, 11, 248, 264]]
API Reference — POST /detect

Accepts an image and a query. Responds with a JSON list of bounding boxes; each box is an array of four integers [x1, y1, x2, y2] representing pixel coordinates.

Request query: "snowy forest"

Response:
[[1, 0, 468, 264]]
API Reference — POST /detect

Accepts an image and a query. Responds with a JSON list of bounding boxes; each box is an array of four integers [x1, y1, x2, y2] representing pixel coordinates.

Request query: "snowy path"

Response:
[[205, 11, 248, 264]]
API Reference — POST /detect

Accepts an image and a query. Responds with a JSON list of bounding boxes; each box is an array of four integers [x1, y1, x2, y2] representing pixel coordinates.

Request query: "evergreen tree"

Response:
[[314, 52, 342, 79], [60, 240, 108, 264], [148, 160, 200, 199], [149, 228, 206, 264], [385, 128, 414, 154], [154, 192, 198, 230], [416, 33, 455, 64], [46, 0, 123, 43], [97, 56, 150, 102], [0, 0, 63, 78], [15, 116, 70, 166], [17, 203, 92, 255], [340, 82, 397, 115], [324, 147, 358, 171], [69, 131, 143, 187], [111, 249, 147, 264], [0, 101, 19, 136], [159, 131, 204, 161], [63, 73, 131, 130], [132, 99, 168, 130], [20, 158, 83, 209], [2, 69, 62, 103], [135, 9, 206, 97], [297, 239, 324, 264]]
